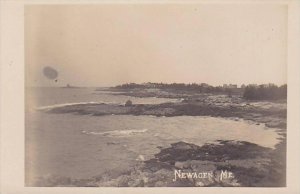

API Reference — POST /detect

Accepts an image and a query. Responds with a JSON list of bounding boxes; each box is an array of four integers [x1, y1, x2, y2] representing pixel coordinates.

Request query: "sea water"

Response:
[[25, 87, 281, 184]]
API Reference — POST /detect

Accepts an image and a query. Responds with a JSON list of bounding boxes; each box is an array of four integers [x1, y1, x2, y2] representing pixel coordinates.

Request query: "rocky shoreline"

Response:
[[36, 91, 286, 187], [34, 138, 286, 187], [43, 94, 286, 130]]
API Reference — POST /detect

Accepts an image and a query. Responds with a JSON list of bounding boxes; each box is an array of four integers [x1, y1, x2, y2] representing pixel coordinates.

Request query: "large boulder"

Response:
[[125, 100, 133, 107]]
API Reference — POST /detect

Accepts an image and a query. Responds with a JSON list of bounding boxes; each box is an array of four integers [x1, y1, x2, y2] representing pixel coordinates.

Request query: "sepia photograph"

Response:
[[24, 3, 288, 187], [1, 1, 300, 193]]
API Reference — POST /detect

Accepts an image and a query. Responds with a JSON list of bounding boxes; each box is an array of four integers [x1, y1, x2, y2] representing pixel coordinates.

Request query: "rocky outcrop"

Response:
[[33, 139, 285, 187], [42, 98, 286, 129]]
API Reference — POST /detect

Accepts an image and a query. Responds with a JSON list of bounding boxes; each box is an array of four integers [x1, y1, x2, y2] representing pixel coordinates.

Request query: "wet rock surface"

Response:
[[33, 139, 286, 187], [155, 140, 272, 163]]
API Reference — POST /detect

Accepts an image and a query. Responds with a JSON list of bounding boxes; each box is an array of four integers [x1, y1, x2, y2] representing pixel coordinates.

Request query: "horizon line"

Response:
[[26, 82, 288, 88]]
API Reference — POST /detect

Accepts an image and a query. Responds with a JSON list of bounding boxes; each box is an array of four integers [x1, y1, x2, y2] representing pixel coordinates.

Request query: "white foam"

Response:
[[136, 155, 145, 161], [81, 129, 148, 137], [36, 101, 123, 111], [36, 102, 98, 110]]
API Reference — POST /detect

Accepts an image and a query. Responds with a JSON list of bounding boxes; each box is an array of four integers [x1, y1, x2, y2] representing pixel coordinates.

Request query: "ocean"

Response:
[[25, 87, 281, 185]]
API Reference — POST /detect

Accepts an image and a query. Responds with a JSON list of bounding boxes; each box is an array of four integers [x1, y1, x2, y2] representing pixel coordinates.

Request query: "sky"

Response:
[[25, 4, 287, 87]]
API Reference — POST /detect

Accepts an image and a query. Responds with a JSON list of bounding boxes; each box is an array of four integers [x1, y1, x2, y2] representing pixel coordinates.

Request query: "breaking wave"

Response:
[[81, 129, 148, 137], [36, 101, 123, 111]]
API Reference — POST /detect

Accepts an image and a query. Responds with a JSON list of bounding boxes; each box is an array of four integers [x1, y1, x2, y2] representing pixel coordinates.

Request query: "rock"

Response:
[[116, 175, 131, 186], [125, 100, 133, 107], [172, 141, 195, 150], [195, 181, 205, 186], [174, 161, 185, 169], [154, 181, 165, 187], [128, 179, 144, 187]]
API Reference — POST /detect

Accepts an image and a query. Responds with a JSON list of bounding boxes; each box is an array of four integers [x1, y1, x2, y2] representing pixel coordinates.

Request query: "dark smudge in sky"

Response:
[[43, 66, 58, 80]]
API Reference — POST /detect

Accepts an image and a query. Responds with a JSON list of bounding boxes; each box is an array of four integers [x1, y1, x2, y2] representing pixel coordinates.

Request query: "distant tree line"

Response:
[[114, 82, 240, 94], [114, 82, 287, 100], [243, 84, 287, 100], [115, 83, 146, 89]]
